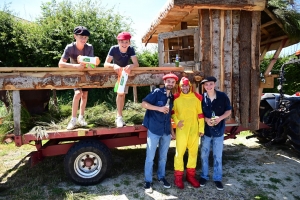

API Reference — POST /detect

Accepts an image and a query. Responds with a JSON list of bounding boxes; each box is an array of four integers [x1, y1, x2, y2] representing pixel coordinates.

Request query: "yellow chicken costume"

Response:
[[171, 77, 205, 189]]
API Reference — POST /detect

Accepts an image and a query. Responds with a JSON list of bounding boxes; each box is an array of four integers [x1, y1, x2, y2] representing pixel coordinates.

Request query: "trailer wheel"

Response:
[[64, 139, 112, 186]]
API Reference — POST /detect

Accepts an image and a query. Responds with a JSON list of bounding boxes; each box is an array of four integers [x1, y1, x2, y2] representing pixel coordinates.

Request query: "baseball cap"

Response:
[[200, 76, 217, 84], [179, 77, 190, 86], [117, 32, 132, 40], [163, 73, 178, 81], [73, 26, 90, 36]]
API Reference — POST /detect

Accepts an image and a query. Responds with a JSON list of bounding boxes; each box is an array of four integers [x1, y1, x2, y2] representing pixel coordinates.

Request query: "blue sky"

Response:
[[2, 0, 166, 50], [2, 0, 300, 55]]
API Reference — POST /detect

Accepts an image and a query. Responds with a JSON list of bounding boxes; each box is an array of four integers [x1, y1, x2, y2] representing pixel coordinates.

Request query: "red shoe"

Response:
[[186, 168, 200, 188], [174, 170, 184, 189]]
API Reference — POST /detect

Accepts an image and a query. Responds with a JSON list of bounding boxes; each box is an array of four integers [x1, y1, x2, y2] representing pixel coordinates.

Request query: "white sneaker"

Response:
[[78, 117, 87, 127], [116, 116, 124, 128], [67, 119, 76, 130]]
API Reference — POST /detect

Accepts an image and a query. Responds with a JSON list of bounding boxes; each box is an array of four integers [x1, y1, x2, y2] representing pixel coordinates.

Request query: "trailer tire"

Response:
[[64, 139, 112, 186]]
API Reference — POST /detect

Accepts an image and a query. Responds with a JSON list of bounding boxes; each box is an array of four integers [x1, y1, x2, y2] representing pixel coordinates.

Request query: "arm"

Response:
[[104, 55, 120, 73], [141, 101, 169, 114], [58, 58, 84, 70]]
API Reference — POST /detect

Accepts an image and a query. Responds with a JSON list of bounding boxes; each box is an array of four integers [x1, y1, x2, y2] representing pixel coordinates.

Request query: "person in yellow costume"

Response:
[[171, 77, 205, 189]]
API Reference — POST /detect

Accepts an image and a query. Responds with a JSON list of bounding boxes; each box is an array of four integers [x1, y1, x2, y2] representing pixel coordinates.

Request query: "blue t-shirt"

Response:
[[142, 88, 174, 136], [202, 90, 232, 137], [107, 45, 136, 67], [62, 42, 94, 64]]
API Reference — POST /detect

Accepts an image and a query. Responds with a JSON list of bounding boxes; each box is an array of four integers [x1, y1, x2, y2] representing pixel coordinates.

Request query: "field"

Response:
[[0, 132, 300, 200]]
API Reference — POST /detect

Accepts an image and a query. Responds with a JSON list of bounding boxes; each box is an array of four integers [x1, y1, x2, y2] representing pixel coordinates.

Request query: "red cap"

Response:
[[163, 73, 178, 81], [117, 32, 131, 40], [180, 77, 190, 86]]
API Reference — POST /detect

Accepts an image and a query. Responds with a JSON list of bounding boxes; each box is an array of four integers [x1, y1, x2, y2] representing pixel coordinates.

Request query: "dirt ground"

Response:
[[1, 133, 300, 200], [93, 135, 300, 200]]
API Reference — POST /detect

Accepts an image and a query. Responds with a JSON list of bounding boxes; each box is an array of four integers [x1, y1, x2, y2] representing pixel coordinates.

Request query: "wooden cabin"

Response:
[[141, 0, 300, 130]]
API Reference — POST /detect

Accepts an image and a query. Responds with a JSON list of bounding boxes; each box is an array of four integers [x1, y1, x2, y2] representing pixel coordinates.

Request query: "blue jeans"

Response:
[[144, 130, 171, 183], [200, 135, 224, 181]]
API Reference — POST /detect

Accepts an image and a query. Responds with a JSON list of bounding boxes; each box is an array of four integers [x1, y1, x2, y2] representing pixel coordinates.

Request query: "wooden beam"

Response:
[[264, 8, 285, 31], [199, 9, 211, 76], [264, 39, 288, 76], [250, 11, 261, 130], [13, 91, 21, 136], [0, 67, 186, 90], [174, 0, 266, 11], [239, 10, 252, 128], [232, 10, 241, 124]]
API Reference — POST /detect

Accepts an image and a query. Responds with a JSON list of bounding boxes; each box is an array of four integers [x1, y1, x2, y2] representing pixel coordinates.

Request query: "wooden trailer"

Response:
[[0, 67, 191, 185], [141, 0, 300, 132]]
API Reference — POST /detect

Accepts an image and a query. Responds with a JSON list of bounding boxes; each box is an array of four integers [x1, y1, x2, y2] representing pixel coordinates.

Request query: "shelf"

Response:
[[164, 47, 194, 52]]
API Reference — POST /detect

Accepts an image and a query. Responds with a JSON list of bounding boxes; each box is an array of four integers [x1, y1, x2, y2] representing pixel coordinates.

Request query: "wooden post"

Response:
[[232, 10, 240, 124], [250, 11, 261, 130], [239, 10, 252, 128], [133, 86, 138, 103], [13, 91, 21, 136], [199, 9, 211, 76]]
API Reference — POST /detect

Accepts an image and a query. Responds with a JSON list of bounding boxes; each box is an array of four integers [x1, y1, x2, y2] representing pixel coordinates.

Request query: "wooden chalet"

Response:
[[141, 0, 300, 130]]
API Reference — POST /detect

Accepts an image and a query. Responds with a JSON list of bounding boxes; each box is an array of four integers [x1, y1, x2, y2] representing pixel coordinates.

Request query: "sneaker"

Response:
[[214, 181, 224, 191], [78, 117, 87, 127], [200, 178, 207, 187], [144, 182, 153, 193], [158, 178, 171, 189], [67, 119, 76, 130], [116, 116, 124, 128]]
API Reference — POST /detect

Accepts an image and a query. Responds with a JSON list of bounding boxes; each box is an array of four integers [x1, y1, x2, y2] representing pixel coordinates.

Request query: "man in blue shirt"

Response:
[[199, 76, 232, 191], [141, 73, 178, 193]]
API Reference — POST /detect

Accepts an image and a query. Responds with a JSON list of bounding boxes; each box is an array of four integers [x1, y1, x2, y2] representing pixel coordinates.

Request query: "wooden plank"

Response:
[[194, 27, 200, 71], [199, 9, 211, 77], [158, 35, 165, 66], [211, 9, 221, 90], [174, 0, 266, 11], [133, 86, 138, 103], [232, 10, 240, 124], [250, 11, 261, 130], [0, 67, 186, 90], [223, 10, 232, 103], [164, 39, 170, 63], [239, 10, 252, 128], [13, 91, 21, 136]]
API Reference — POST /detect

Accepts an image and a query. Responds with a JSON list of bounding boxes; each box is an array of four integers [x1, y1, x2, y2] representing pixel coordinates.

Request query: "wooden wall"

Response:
[[198, 9, 261, 130]]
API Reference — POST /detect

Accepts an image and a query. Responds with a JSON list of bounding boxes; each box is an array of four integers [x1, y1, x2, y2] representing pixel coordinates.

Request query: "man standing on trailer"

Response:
[[141, 73, 178, 193]]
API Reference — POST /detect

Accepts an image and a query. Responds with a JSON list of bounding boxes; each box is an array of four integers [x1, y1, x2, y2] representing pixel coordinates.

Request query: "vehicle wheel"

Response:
[[257, 101, 273, 143], [64, 139, 112, 186], [284, 103, 300, 147]]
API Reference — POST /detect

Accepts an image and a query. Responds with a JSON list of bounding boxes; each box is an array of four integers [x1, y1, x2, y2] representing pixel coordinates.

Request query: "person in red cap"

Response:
[[171, 77, 205, 189], [104, 31, 139, 127], [59, 26, 94, 130], [141, 73, 178, 193]]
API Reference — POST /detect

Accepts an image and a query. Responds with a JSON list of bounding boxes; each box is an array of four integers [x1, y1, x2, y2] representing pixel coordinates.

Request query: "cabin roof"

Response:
[[141, 0, 298, 51]]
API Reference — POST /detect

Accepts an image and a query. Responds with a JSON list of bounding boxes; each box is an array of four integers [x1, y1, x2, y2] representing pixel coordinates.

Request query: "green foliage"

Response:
[[260, 54, 300, 95], [136, 48, 159, 67], [0, 0, 133, 67], [267, 0, 300, 41]]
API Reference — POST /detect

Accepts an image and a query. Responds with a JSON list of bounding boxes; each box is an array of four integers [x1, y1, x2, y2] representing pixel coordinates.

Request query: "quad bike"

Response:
[[248, 58, 300, 153]]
